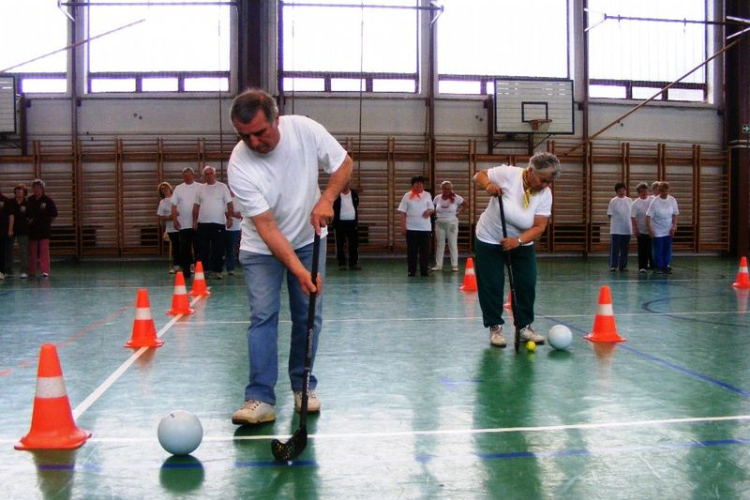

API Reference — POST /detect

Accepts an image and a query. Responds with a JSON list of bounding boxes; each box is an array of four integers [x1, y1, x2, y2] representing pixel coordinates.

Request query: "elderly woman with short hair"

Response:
[[398, 175, 434, 277], [646, 181, 679, 274], [472, 152, 561, 348], [432, 180, 468, 272]]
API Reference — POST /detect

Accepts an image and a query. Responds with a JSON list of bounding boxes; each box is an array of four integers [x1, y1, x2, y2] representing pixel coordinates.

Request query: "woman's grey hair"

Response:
[[31, 178, 45, 190], [528, 152, 561, 181], [158, 181, 173, 199], [203, 165, 216, 175], [230, 89, 279, 124], [636, 182, 649, 191]]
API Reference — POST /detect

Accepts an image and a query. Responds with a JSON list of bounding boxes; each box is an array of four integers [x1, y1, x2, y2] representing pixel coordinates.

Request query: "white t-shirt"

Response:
[[630, 196, 652, 233], [607, 196, 633, 235], [433, 193, 464, 222], [339, 192, 356, 221], [227, 115, 347, 254], [226, 195, 241, 232], [171, 181, 202, 229], [196, 181, 233, 224], [646, 195, 679, 237], [398, 191, 433, 231], [475, 165, 552, 245], [157, 198, 177, 233]]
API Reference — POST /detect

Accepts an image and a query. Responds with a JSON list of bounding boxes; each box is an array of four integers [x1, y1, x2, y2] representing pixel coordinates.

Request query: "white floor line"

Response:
[[3, 413, 747, 445], [71, 294, 205, 420]]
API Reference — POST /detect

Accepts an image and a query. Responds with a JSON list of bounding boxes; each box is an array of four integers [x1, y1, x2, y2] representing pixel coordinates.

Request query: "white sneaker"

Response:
[[42, 273, 49, 278], [489, 325, 506, 348], [452, 266, 459, 271], [169, 265, 179, 274], [231, 400, 275, 425], [20, 273, 28, 279], [294, 390, 321, 413], [431, 265, 442, 271], [0, 272, 5, 280], [519, 325, 545, 345]]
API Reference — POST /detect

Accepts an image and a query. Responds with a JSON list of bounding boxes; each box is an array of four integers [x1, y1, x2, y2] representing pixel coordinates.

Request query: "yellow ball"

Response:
[[526, 341, 536, 351]]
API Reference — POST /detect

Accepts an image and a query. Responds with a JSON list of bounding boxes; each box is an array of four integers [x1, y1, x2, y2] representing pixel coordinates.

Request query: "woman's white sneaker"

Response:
[[231, 400, 275, 425], [489, 325, 506, 347], [519, 325, 545, 345]]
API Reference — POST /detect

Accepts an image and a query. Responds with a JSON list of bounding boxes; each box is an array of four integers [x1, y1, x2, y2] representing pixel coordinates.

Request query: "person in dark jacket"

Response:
[[27, 179, 58, 278], [333, 180, 361, 270]]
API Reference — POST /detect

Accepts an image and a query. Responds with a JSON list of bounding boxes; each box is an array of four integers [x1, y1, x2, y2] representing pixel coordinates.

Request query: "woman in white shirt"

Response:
[[398, 176, 434, 277], [646, 181, 679, 274], [432, 181, 468, 272], [607, 182, 633, 272], [157, 182, 180, 273]]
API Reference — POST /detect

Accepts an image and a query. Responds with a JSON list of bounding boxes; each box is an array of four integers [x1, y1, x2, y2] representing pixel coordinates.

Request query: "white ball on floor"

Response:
[[158, 410, 203, 455], [548, 325, 573, 351]]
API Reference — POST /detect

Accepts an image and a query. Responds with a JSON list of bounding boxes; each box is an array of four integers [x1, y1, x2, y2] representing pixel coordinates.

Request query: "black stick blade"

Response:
[[271, 428, 308, 462]]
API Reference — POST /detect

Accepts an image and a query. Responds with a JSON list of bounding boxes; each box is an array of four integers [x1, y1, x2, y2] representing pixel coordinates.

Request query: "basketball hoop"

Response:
[[529, 119, 553, 132]]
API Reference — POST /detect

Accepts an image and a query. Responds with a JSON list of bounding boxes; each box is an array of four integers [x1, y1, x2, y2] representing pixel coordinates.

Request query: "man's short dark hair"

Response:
[[410, 175, 426, 185], [615, 182, 626, 192], [230, 89, 279, 124]]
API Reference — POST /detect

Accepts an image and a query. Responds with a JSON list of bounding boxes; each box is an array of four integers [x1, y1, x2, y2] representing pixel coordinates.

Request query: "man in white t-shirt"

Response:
[[192, 166, 234, 279], [333, 180, 361, 270], [171, 167, 202, 279], [398, 176, 434, 276], [227, 89, 353, 426], [607, 182, 633, 272]]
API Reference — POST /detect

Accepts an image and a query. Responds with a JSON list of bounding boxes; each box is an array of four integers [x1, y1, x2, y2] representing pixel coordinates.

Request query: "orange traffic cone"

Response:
[[125, 289, 164, 348], [460, 258, 477, 292], [167, 271, 195, 316], [583, 285, 626, 343], [15, 344, 92, 450], [190, 261, 210, 297], [732, 257, 750, 289]]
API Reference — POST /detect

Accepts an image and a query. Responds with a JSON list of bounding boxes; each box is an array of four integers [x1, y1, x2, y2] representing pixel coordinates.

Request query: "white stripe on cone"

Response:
[[597, 303, 614, 316], [195, 272, 205, 279], [740, 266, 748, 273], [134, 308, 152, 320], [466, 268, 475, 275], [174, 285, 187, 294], [36, 376, 68, 399]]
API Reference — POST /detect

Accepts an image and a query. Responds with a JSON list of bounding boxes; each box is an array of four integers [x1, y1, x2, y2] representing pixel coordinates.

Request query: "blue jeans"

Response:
[[652, 235, 672, 272], [238, 237, 326, 405]]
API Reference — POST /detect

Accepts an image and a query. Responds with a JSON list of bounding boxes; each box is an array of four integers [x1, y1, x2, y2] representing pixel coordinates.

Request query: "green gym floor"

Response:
[[1, 255, 750, 499]]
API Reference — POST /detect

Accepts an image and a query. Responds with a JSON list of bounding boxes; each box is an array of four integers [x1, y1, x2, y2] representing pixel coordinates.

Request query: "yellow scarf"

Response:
[[522, 169, 534, 209]]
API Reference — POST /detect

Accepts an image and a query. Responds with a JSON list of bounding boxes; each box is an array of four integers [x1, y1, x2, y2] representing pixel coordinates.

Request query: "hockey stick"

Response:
[[271, 233, 320, 462], [497, 195, 521, 353]]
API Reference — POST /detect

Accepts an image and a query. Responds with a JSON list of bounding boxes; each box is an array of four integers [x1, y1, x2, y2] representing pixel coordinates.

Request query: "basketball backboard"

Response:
[[0, 76, 17, 134], [494, 78, 574, 135]]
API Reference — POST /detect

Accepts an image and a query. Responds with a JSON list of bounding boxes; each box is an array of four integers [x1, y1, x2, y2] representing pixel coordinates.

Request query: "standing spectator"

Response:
[[27, 179, 57, 278], [192, 166, 234, 279], [157, 182, 180, 274], [171, 167, 202, 279], [225, 190, 242, 276], [651, 181, 661, 198], [333, 180, 361, 271], [473, 153, 561, 348], [607, 182, 632, 272], [227, 89, 353, 425], [630, 182, 653, 273], [432, 180, 468, 272], [398, 176, 434, 277], [6, 185, 30, 278], [0, 188, 9, 279], [646, 181, 679, 274]]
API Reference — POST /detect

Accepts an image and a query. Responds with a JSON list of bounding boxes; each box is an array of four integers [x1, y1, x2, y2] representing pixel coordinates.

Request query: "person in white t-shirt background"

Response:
[[607, 182, 633, 272], [630, 182, 653, 273], [646, 181, 679, 274], [157, 182, 180, 274], [398, 175, 434, 277], [227, 89, 353, 426], [432, 180, 468, 272], [193, 165, 234, 279], [225, 191, 242, 276], [171, 167, 202, 279], [333, 180, 360, 271]]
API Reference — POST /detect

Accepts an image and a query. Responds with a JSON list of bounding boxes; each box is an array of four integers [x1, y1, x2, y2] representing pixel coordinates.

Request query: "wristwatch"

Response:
[[517, 237, 523, 245]]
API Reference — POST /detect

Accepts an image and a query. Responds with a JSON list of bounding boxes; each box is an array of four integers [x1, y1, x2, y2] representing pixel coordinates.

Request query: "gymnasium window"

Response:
[[436, 0, 570, 95], [280, 1, 419, 94], [85, 0, 231, 94], [587, 0, 709, 103], [0, 0, 68, 94]]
